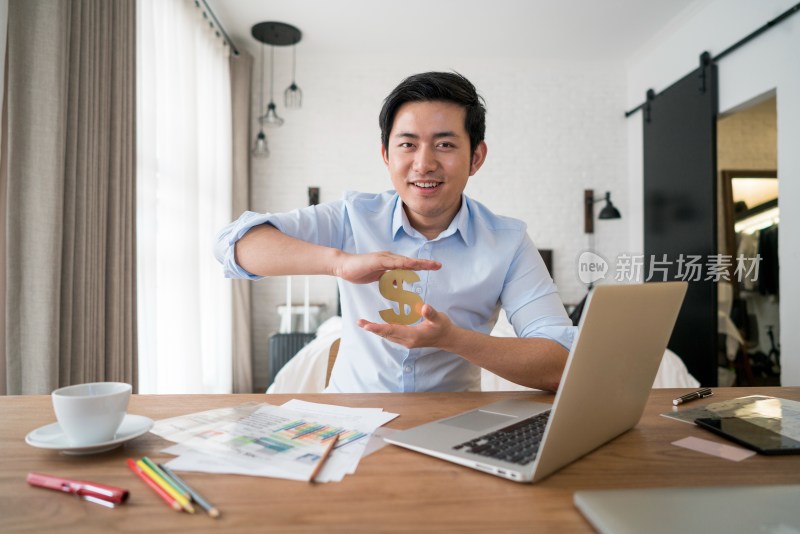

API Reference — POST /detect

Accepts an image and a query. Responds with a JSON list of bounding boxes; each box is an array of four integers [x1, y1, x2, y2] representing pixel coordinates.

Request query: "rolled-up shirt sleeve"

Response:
[[500, 234, 576, 351], [214, 200, 347, 280]]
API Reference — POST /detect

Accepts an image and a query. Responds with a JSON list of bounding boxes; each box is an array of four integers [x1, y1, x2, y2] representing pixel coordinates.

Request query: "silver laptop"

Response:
[[575, 485, 800, 534], [384, 282, 687, 483]]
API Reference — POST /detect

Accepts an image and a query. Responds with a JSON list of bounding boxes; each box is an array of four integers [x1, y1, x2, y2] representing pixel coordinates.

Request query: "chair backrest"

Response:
[[326, 338, 340, 387]]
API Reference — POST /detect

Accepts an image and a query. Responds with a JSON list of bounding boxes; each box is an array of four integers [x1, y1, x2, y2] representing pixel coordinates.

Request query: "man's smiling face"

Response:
[[382, 100, 487, 239]]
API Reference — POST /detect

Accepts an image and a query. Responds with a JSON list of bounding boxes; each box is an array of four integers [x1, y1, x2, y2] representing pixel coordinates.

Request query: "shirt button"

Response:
[[404, 365, 412, 373], [423, 244, 431, 250], [415, 287, 422, 294]]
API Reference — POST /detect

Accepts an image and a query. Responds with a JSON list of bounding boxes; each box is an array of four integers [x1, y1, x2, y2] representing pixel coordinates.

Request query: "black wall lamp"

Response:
[[584, 189, 621, 233]]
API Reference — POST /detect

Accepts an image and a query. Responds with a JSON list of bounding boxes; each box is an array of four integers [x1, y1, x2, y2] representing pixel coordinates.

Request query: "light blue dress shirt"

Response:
[[215, 191, 575, 393]]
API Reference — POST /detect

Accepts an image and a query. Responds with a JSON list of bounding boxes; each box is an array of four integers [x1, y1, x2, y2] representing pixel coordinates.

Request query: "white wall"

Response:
[[626, 0, 800, 385], [249, 53, 628, 389]]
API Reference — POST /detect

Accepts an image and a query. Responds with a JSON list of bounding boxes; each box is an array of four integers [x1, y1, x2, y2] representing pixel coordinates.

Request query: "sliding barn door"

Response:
[[643, 58, 718, 386]]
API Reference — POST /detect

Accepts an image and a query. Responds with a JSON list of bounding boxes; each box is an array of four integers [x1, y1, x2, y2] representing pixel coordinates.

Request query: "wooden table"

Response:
[[1, 388, 799, 532]]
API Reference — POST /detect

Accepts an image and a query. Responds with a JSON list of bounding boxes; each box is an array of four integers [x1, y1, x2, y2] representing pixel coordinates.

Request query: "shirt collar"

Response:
[[391, 194, 473, 246]]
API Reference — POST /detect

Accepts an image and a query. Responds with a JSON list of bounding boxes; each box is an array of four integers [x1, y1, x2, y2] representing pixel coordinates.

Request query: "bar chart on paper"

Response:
[[272, 420, 367, 449], [151, 402, 400, 482]]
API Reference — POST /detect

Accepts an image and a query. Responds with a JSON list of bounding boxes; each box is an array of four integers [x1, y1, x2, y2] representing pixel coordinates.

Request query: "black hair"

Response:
[[379, 71, 486, 156]]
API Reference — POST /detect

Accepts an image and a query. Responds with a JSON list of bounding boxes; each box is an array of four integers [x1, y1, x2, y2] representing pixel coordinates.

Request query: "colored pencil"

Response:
[[159, 463, 220, 519], [136, 459, 195, 514], [309, 433, 339, 482], [141, 456, 189, 499], [126, 459, 182, 512]]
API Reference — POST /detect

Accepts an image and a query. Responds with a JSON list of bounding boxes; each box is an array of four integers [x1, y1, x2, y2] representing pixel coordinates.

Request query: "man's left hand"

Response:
[[357, 304, 455, 349]]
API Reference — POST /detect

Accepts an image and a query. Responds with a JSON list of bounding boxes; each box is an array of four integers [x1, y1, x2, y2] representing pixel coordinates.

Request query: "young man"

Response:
[[215, 72, 575, 393]]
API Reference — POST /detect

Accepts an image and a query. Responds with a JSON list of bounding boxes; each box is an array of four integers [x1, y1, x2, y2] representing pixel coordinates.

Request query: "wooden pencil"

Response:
[[309, 433, 339, 483], [126, 458, 182, 512], [141, 456, 189, 499], [159, 463, 221, 519], [136, 459, 195, 513]]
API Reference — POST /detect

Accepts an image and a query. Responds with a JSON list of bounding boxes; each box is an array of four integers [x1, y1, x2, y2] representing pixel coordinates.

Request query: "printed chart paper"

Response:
[[151, 401, 398, 482]]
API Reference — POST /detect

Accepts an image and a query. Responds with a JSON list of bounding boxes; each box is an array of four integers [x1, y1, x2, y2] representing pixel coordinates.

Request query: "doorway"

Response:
[[716, 95, 779, 387]]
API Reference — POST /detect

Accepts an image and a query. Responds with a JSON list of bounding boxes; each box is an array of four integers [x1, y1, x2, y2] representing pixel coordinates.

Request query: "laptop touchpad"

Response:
[[440, 410, 517, 432]]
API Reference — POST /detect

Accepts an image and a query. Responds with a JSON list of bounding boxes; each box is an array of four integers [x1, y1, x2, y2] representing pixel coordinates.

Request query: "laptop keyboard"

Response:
[[452, 410, 551, 465]]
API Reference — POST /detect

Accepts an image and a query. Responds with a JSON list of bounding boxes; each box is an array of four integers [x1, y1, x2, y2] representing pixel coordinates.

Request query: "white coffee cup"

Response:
[[51, 382, 132, 445]]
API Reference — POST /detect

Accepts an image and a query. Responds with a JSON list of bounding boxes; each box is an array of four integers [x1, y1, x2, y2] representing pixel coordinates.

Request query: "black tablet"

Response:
[[695, 417, 800, 455]]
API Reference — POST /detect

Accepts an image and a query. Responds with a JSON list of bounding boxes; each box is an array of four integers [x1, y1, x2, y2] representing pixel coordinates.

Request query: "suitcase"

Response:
[[267, 276, 316, 386]]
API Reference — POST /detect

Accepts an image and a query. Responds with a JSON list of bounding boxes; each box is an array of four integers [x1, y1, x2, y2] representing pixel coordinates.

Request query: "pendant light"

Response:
[[251, 22, 302, 128], [284, 44, 302, 108], [252, 44, 270, 158], [260, 45, 284, 127], [252, 130, 269, 158]]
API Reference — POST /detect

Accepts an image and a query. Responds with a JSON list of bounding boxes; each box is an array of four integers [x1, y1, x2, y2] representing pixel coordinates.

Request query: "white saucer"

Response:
[[25, 414, 154, 455]]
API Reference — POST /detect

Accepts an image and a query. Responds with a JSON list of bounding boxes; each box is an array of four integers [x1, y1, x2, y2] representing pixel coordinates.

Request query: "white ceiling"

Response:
[[205, 0, 709, 61]]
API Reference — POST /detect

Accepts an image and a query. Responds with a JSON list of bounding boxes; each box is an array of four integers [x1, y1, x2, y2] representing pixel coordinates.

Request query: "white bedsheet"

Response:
[[267, 313, 699, 394]]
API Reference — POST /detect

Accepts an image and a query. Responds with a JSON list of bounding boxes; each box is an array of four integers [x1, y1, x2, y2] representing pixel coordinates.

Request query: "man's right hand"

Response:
[[332, 251, 441, 284]]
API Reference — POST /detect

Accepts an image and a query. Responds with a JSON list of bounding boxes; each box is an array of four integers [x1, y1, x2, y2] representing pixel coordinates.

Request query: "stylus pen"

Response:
[[673, 388, 713, 406]]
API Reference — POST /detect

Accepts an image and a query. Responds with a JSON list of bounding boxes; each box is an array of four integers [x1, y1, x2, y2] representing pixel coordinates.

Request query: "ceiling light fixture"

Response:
[[251, 44, 270, 158], [251, 22, 302, 128], [284, 44, 302, 109], [260, 45, 284, 127]]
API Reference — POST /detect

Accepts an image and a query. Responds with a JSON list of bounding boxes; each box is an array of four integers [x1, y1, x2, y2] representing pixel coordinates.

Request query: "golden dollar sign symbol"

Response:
[[378, 269, 423, 325]]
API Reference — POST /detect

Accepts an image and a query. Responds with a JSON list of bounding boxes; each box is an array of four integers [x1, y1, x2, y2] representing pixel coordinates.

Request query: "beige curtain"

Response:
[[2, 0, 137, 395], [229, 51, 253, 393], [0, 46, 7, 395]]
